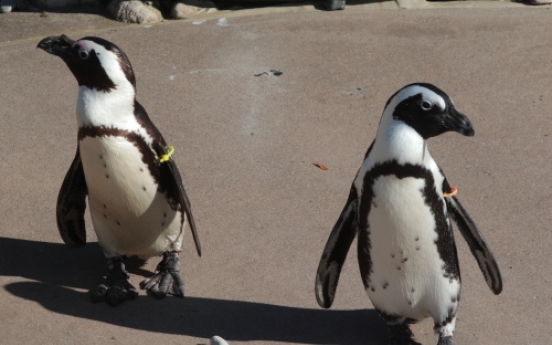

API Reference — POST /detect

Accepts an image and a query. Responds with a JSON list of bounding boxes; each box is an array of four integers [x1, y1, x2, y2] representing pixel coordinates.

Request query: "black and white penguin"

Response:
[[38, 34, 201, 306], [315, 83, 502, 345]]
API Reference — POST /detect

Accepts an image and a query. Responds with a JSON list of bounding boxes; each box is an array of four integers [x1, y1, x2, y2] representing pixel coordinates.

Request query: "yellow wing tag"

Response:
[[159, 145, 175, 163]]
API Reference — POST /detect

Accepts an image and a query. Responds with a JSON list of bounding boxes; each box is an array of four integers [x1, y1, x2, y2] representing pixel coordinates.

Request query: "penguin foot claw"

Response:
[[91, 257, 138, 306], [437, 335, 455, 345], [140, 251, 185, 299]]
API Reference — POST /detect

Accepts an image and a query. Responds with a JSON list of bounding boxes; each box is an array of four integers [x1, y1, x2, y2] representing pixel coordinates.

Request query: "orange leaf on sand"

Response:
[[314, 163, 329, 171]]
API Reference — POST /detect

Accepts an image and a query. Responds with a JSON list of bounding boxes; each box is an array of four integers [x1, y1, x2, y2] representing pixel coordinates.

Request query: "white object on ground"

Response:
[[0, 0, 15, 12], [210, 336, 229, 345]]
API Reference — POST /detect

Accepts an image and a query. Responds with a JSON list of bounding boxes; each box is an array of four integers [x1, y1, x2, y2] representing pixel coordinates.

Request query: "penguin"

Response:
[[37, 34, 202, 306], [315, 83, 502, 345]]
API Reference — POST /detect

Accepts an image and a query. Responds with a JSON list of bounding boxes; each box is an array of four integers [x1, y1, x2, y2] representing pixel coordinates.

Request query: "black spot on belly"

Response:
[[104, 214, 107, 219], [103, 204, 106, 209], [371, 287, 375, 292], [397, 266, 401, 271], [106, 174, 109, 179], [391, 253, 395, 258], [104, 163, 107, 168], [416, 246, 420, 251], [142, 186, 146, 191], [116, 220, 120, 226], [415, 236, 419, 241], [163, 212, 167, 218], [161, 221, 165, 226], [140, 168, 144, 172], [401, 258, 408, 263], [382, 282, 389, 289]]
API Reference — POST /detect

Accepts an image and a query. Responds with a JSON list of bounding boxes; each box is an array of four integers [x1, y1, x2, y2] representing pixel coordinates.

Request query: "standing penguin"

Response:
[[38, 35, 201, 306], [315, 83, 502, 345]]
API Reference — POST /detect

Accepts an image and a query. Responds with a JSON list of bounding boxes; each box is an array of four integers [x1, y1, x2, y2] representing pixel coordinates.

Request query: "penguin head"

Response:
[[382, 83, 474, 139], [38, 35, 136, 93]]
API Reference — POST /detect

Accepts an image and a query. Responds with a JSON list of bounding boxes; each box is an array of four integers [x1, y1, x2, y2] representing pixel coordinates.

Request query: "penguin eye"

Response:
[[78, 51, 89, 60], [421, 100, 433, 111]]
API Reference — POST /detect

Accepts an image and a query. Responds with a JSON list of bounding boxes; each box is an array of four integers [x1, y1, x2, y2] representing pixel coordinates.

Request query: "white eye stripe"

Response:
[[395, 85, 446, 110]]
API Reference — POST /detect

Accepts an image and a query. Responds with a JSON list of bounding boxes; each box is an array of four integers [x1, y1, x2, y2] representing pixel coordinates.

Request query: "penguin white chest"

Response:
[[79, 135, 183, 258], [364, 175, 459, 320]]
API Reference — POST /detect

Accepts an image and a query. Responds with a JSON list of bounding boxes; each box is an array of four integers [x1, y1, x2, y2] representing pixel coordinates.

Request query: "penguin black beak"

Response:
[[445, 107, 475, 137], [37, 34, 75, 58]]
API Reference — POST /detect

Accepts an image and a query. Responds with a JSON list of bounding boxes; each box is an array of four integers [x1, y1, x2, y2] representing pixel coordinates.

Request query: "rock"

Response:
[[171, 0, 215, 19], [106, 0, 163, 23], [143, 0, 160, 8], [0, 0, 15, 12], [210, 336, 229, 345]]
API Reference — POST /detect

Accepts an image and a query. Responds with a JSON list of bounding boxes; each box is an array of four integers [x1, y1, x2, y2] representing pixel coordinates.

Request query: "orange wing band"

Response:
[[443, 186, 458, 198]]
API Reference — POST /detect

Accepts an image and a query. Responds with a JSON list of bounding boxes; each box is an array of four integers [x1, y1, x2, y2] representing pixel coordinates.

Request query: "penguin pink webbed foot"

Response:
[[91, 257, 138, 306], [140, 251, 185, 299]]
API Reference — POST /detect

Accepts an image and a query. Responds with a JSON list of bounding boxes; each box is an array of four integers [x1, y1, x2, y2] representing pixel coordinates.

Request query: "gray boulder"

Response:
[[106, 0, 163, 23], [171, 0, 215, 19]]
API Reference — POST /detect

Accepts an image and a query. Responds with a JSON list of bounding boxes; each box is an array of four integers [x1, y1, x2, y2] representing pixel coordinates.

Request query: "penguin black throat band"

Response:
[[357, 159, 461, 290], [78, 125, 182, 212]]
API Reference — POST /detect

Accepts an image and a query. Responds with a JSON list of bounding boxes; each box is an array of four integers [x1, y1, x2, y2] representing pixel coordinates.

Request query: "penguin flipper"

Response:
[[56, 147, 88, 247], [134, 100, 202, 257], [446, 195, 502, 294], [156, 144, 202, 257], [315, 185, 359, 308], [168, 159, 202, 257]]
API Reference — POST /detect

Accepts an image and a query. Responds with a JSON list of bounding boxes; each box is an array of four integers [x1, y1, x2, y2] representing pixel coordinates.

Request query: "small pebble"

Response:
[[211, 336, 229, 345]]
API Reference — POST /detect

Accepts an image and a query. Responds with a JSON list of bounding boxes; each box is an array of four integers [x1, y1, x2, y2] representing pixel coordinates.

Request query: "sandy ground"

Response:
[[1, 4, 552, 345]]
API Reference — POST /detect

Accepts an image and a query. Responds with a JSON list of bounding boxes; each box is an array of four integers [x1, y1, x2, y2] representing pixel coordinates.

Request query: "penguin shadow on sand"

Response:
[[1, 237, 387, 344]]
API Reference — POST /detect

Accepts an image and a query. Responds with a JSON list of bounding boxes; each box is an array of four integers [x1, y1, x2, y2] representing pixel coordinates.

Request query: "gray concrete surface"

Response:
[[1, 4, 552, 345]]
